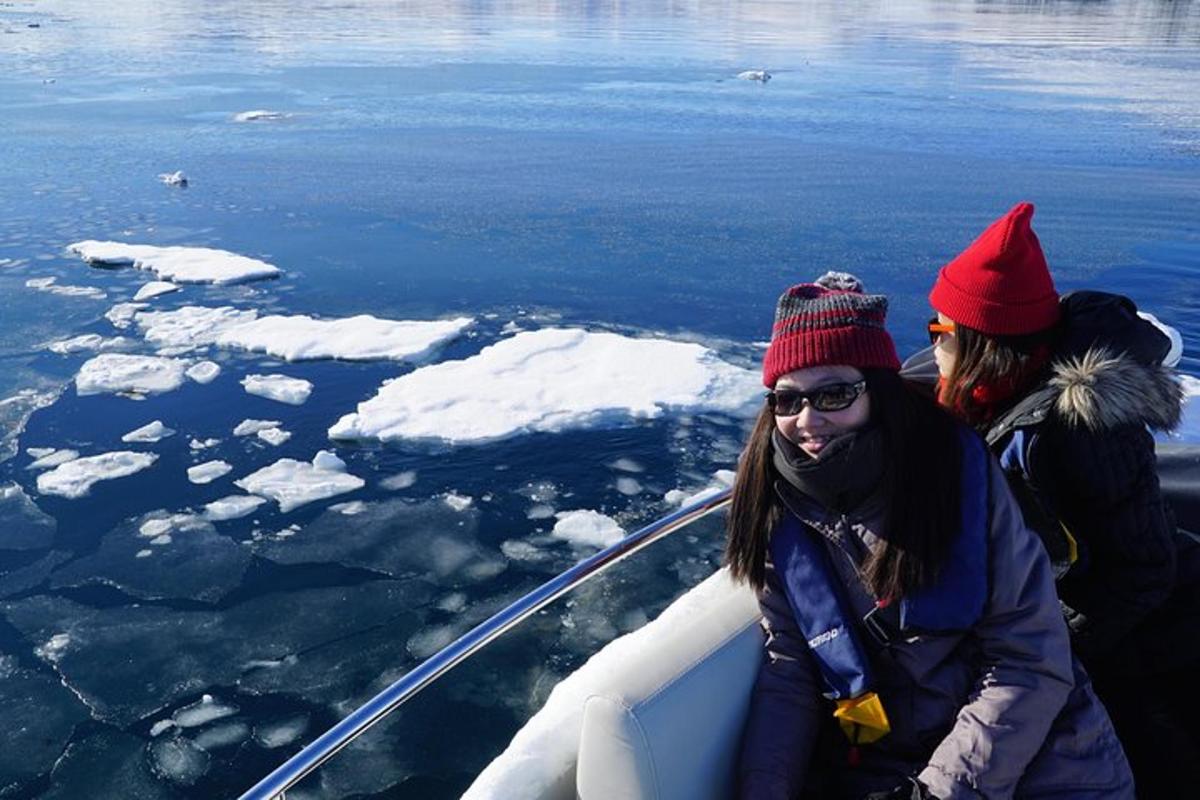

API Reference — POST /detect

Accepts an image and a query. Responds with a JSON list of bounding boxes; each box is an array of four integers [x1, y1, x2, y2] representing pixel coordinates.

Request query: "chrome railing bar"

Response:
[[238, 487, 733, 800]]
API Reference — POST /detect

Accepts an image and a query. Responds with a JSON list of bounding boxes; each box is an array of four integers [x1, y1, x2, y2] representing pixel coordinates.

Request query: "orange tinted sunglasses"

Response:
[[927, 316, 956, 345]]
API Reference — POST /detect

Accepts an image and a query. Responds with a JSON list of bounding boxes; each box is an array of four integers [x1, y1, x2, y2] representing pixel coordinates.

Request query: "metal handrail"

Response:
[[238, 487, 734, 800]]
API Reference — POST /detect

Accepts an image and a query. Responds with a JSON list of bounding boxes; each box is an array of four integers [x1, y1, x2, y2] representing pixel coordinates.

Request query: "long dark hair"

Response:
[[941, 324, 1055, 429], [725, 369, 963, 600]]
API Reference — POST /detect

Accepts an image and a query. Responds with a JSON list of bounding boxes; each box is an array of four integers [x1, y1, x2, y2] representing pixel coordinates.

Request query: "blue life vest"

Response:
[[768, 428, 990, 700]]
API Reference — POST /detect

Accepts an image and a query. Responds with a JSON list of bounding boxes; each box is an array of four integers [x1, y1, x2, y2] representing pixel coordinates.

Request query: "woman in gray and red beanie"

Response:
[[728, 275, 1131, 800], [925, 202, 1200, 797]]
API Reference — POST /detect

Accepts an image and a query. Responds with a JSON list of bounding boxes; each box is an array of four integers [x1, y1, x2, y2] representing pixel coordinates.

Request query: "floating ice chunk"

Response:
[[150, 720, 175, 737], [133, 280, 180, 301], [233, 418, 282, 436], [665, 469, 737, 506], [157, 171, 187, 187], [615, 477, 643, 496], [148, 736, 209, 786], [330, 500, 367, 515], [189, 437, 220, 450], [188, 460, 232, 484], [257, 427, 292, 446], [254, 715, 309, 749], [27, 449, 80, 470], [443, 492, 473, 512], [193, 721, 250, 751], [234, 451, 364, 512], [185, 360, 221, 384], [26, 448, 56, 459], [68, 241, 282, 285], [241, 374, 312, 405], [35, 633, 71, 663], [379, 471, 417, 490], [217, 314, 474, 362], [173, 694, 238, 728], [37, 451, 158, 498], [407, 625, 457, 659], [328, 328, 761, 444], [105, 302, 148, 329], [527, 504, 555, 520], [203, 494, 267, 521], [135, 305, 259, 350], [46, 333, 131, 354], [608, 458, 645, 473], [25, 276, 106, 299], [233, 109, 289, 122], [737, 69, 771, 82], [501, 539, 550, 563], [552, 510, 624, 549], [121, 420, 175, 443], [76, 353, 187, 396], [437, 592, 468, 613]]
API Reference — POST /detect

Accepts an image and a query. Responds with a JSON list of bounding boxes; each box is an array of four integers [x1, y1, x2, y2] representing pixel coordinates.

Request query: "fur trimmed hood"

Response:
[[1048, 347, 1183, 432]]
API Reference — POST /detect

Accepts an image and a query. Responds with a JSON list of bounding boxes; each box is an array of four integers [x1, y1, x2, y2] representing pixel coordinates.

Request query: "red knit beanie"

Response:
[[762, 281, 901, 388], [929, 202, 1060, 336]]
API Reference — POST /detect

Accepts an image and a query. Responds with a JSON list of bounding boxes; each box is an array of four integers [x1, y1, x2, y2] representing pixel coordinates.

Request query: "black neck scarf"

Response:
[[771, 425, 887, 515]]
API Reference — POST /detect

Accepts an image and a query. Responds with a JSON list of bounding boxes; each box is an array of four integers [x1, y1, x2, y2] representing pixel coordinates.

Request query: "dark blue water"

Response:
[[1, 1, 1199, 797]]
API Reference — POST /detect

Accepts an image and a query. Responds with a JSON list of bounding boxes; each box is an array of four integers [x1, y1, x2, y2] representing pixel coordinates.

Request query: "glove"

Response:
[[863, 776, 933, 800]]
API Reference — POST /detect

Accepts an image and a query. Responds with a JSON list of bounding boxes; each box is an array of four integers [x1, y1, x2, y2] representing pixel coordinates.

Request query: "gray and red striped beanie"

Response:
[[762, 281, 901, 388]]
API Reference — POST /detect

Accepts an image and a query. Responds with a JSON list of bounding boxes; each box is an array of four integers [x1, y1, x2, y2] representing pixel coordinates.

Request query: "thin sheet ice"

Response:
[[69, 241, 281, 285], [328, 328, 761, 444]]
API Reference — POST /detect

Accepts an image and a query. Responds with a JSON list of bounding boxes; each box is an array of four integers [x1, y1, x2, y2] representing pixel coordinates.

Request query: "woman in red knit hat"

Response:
[[729, 273, 1131, 800], [924, 202, 1199, 797]]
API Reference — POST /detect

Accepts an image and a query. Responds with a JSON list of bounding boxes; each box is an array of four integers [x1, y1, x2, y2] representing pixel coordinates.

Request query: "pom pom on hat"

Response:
[[929, 202, 1060, 336]]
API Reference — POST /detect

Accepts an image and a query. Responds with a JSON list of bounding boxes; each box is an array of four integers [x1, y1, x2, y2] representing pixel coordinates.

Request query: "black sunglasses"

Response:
[[766, 380, 867, 416]]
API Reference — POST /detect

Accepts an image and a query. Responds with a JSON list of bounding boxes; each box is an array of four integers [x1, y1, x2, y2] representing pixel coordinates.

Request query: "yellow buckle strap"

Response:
[[834, 692, 891, 744]]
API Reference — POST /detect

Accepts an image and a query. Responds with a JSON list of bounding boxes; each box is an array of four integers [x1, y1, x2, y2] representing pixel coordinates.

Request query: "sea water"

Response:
[[1, 1, 1198, 797]]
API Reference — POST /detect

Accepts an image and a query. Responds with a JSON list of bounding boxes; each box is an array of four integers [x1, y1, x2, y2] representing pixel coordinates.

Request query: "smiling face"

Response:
[[772, 365, 871, 457]]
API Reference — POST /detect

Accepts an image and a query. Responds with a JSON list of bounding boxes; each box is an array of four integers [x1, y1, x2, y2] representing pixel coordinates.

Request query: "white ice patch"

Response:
[[27, 449, 80, 470], [234, 451, 364, 513], [254, 716, 309, 749], [736, 69, 772, 82], [216, 314, 474, 362], [25, 276, 106, 300], [193, 721, 250, 751], [135, 306, 259, 351], [189, 438, 221, 450], [134, 281, 180, 301], [443, 492, 473, 512], [256, 427, 292, 446], [203, 495, 267, 521], [105, 302, 148, 329], [241, 374, 312, 405], [329, 500, 367, 515], [188, 460, 232, 485], [526, 504, 556, 520], [36, 451, 158, 498], [173, 694, 238, 728], [68, 241, 281, 285], [665, 469, 737, 507], [379, 471, 417, 491], [35, 633, 71, 664], [233, 419, 282, 436], [121, 420, 175, 443], [328, 328, 761, 445], [407, 626, 457, 659], [615, 477, 643, 496], [76, 353, 187, 397], [608, 458, 645, 473], [233, 110, 289, 122], [26, 448, 56, 459], [46, 334, 130, 355], [157, 171, 188, 188], [185, 361, 221, 384], [551, 510, 624, 549]]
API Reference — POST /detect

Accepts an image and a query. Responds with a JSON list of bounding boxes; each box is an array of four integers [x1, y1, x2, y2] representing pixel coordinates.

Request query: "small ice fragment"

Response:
[[379, 471, 417, 490], [189, 438, 221, 450], [150, 720, 176, 737], [233, 419, 282, 436], [121, 420, 176, 443], [76, 353, 187, 396], [241, 374, 312, 405], [185, 360, 221, 384], [233, 110, 289, 122], [254, 716, 309, 749], [147, 737, 209, 786], [501, 540, 549, 562], [736, 69, 771, 82], [134, 281, 180, 301], [551, 510, 625, 549], [157, 171, 188, 187], [36, 451, 158, 498], [188, 460, 232, 485], [526, 504, 555, 520], [26, 447, 56, 458], [26, 276, 107, 299], [436, 592, 468, 613], [105, 302, 148, 329], [27, 449, 80, 470], [442, 492, 473, 512], [608, 458, 645, 473], [665, 469, 737, 506], [256, 427, 291, 446], [46, 334, 130, 354], [329, 500, 366, 515], [193, 721, 250, 751], [407, 625, 457, 659], [69, 241, 281, 285], [35, 633, 70, 663], [234, 451, 364, 513], [173, 694, 238, 728], [203, 495, 267, 521], [615, 477, 643, 496]]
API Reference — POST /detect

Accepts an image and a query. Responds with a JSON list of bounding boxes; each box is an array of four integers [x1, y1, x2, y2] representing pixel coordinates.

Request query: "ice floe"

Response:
[[36, 451, 158, 498], [69, 241, 282, 284], [254, 715, 309, 749], [157, 171, 188, 187], [185, 360, 221, 384], [379, 471, 417, 490], [189, 437, 221, 450], [187, 460, 232, 484], [608, 457, 645, 473], [256, 427, 292, 446], [121, 420, 175, 443], [551, 509, 624, 549], [615, 477, 643, 496], [665, 469, 737, 507], [328, 328, 761, 444], [233, 418, 282, 436], [233, 109, 289, 122], [25, 276, 106, 300], [133, 280, 180, 301], [76, 353, 188, 396], [46, 333, 131, 354], [234, 451, 364, 512], [241, 374, 312, 405], [174, 695, 238, 728], [218, 313, 474, 362], [148, 736, 209, 786], [105, 302, 148, 329], [736, 69, 771, 82], [203, 495, 267, 521], [193, 721, 250, 751], [443, 492, 473, 512], [136, 305, 258, 350], [27, 449, 80, 470]]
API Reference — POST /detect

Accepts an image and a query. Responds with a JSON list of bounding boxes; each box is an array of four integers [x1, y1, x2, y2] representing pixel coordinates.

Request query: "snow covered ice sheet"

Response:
[[328, 328, 761, 444], [133, 281, 179, 301], [36, 452, 158, 498], [188, 461, 232, 485], [185, 361, 221, 384], [217, 313, 473, 361], [234, 451, 364, 512], [233, 419, 282, 436], [121, 420, 175, 443], [241, 374, 312, 405], [75, 354, 188, 397], [68, 241, 281, 284]]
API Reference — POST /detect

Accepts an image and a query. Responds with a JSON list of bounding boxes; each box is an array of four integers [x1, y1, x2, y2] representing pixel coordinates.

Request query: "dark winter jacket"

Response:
[[737, 456, 1133, 800], [981, 292, 1189, 670]]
